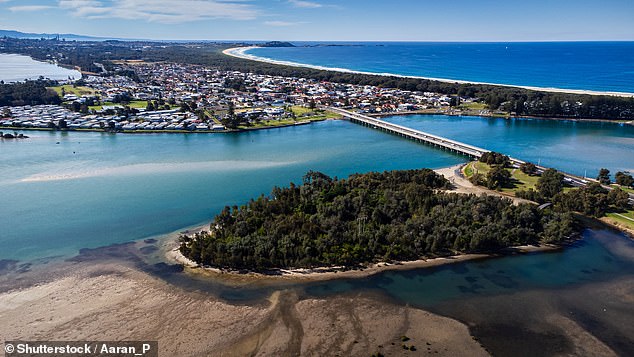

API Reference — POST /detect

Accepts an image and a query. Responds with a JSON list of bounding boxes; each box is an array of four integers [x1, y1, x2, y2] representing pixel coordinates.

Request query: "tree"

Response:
[[536, 169, 564, 199], [608, 188, 631, 211], [478, 152, 510, 167], [519, 162, 537, 175], [486, 165, 511, 189], [179, 168, 571, 270], [615, 171, 634, 188], [469, 172, 485, 186], [597, 168, 611, 185]]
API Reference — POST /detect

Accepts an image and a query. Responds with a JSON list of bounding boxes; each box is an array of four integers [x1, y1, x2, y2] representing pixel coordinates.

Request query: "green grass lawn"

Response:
[[605, 209, 634, 230], [239, 116, 327, 130], [458, 102, 488, 111], [466, 161, 543, 194], [49, 85, 96, 97], [290, 106, 341, 119], [290, 105, 314, 116], [611, 184, 634, 194], [88, 101, 149, 111], [463, 162, 475, 177]]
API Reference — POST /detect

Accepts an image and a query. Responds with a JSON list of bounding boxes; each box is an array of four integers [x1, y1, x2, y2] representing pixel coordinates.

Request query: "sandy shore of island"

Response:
[[223, 47, 634, 98], [0, 260, 489, 357], [167, 240, 559, 284]]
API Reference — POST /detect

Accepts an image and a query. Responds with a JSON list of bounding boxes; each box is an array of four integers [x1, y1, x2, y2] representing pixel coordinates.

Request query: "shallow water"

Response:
[[2, 117, 633, 354], [0, 120, 464, 261], [2, 116, 632, 261]]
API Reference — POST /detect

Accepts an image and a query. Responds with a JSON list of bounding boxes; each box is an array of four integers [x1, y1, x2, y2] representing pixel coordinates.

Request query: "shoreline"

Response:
[[0, 52, 81, 83], [167, 243, 561, 283], [0, 119, 331, 135], [223, 46, 634, 98], [370, 109, 634, 126]]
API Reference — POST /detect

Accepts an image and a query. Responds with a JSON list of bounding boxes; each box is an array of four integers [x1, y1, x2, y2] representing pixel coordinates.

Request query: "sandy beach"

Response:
[[223, 47, 634, 98]]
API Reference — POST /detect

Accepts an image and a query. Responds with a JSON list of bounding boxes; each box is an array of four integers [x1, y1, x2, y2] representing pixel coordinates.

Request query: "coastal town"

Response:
[[0, 61, 484, 133]]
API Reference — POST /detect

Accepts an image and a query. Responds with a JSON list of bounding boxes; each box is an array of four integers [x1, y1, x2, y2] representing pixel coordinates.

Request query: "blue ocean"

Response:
[[247, 42, 634, 93]]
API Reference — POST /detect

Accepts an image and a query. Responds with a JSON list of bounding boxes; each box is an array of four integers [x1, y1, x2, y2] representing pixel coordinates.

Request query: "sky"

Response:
[[0, 0, 633, 41]]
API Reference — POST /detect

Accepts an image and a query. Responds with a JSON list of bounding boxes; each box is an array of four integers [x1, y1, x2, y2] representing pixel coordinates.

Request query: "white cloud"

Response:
[[264, 20, 302, 27], [288, 0, 322, 9], [9, 5, 54, 12], [58, 0, 258, 23]]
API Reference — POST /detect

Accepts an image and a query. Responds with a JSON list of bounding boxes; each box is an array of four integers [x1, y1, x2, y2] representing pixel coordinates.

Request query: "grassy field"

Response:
[[88, 101, 149, 111], [464, 161, 574, 195], [458, 102, 488, 111], [605, 209, 634, 230], [611, 184, 634, 194], [238, 116, 326, 130], [292, 106, 341, 119], [49, 85, 96, 97]]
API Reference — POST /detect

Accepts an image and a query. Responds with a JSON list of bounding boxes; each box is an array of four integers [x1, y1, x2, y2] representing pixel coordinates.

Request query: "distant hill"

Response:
[[0, 29, 111, 41], [261, 41, 295, 47]]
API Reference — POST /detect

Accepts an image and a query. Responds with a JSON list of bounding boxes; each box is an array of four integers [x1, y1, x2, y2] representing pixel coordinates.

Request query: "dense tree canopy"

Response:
[[597, 168, 611, 185], [0, 79, 61, 106], [615, 171, 634, 188], [479, 152, 511, 167], [536, 169, 565, 199], [180, 169, 574, 270], [520, 162, 537, 175], [553, 183, 630, 217]]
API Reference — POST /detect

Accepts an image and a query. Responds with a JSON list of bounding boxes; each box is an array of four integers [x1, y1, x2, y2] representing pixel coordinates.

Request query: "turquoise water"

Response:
[[383, 115, 634, 177], [0, 53, 81, 83], [248, 42, 634, 93], [1, 117, 633, 261], [3, 117, 634, 352], [0, 121, 464, 261]]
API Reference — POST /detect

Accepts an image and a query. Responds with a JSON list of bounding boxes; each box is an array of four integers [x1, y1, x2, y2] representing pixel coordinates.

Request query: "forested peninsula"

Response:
[[179, 169, 574, 271]]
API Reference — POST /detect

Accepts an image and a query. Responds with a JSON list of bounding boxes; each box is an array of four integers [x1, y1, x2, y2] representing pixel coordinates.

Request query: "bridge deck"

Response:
[[328, 107, 633, 203], [328, 107, 490, 158]]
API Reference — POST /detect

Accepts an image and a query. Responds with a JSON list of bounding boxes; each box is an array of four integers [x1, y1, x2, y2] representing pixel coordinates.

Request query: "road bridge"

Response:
[[327, 106, 633, 204], [327, 106, 490, 159]]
